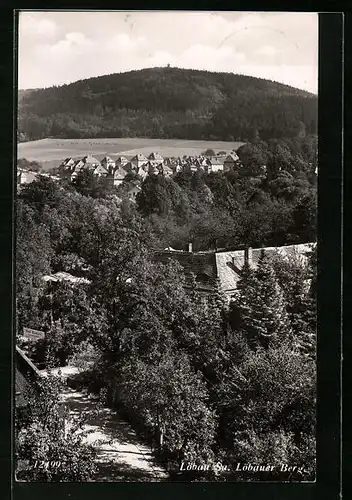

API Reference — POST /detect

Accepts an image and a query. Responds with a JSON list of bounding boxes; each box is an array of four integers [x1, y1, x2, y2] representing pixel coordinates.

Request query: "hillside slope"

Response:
[[18, 67, 317, 142]]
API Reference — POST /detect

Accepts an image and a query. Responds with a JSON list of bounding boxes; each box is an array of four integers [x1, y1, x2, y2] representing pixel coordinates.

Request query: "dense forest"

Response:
[[16, 134, 317, 481], [18, 67, 317, 142]]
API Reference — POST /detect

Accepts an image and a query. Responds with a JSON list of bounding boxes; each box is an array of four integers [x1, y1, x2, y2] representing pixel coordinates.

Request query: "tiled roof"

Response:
[[82, 155, 100, 165], [62, 158, 75, 167], [42, 272, 91, 285], [207, 157, 224, 166], [93, 165, 108, 175], [116, 156, 128, 165], [154, 243, 313, 297], [215, 243, 313, 296], [72, 160, 85, 171]]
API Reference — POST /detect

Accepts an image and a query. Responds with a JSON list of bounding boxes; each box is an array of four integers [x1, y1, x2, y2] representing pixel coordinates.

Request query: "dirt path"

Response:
[[60, 387, 169, 482]]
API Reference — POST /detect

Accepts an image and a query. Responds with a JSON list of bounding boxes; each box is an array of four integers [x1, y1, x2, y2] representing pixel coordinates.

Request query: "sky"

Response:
[[18, 11, 318, 93]]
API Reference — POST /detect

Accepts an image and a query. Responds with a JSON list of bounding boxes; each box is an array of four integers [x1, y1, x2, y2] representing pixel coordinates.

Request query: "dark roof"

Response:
[[154, 251, 218, 291]]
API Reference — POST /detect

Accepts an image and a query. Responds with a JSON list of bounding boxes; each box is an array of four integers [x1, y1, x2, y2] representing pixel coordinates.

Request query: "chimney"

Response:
[[188, 242, 193, 253], [244, 247, 252, 266]]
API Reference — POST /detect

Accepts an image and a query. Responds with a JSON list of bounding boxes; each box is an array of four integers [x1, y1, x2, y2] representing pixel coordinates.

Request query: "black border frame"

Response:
[[0, 8, 343, 500]]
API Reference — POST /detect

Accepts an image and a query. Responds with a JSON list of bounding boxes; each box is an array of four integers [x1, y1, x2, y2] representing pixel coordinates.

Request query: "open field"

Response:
[[18, 138, 245, 170]]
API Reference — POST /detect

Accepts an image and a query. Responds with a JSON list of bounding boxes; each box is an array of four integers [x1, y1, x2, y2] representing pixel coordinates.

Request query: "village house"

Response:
[[92, 164, 109, 177], [123, 161, 139, 174], [207, 157, 225, 173], [148, 152, 164, 164], [158, 163, 173, 177], [154, 243, 313, 301], [131, 153, 148, 169], [113, 166, 128, 186], [146, 161, 160, 175], [224, 153, 240, 172], [17, 169, 39, 186], [61, 157, 76, 170], [101, 156, 116, 174], [70, 160, 85, 180], [115, 156, 129, 167]]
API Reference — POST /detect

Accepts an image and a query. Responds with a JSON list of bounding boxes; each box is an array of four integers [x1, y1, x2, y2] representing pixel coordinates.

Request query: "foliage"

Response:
[[15, 373, 98, 481], [67, 340, 101, 372], [230, 251, 291, 348], [72, 168, 115, 198], [16, 200, 53, 330], [118, 352, 217, 468], [218, 342, 316, 479]]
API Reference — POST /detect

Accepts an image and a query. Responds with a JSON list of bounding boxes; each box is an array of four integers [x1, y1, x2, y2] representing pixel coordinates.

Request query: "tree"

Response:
[[118, 351, 217, 468], [19, 176, 63, 214], [230, 251, 291, 348], [203, 149, 215, 157], [270, 247, 316, 358], [291, 190, 317, 242], [72, 169, 114, 198], [16, 200, 53, 330], [217, 343, 316, 480], [15, 373, 98, 481], [136, 175, 172, 216]]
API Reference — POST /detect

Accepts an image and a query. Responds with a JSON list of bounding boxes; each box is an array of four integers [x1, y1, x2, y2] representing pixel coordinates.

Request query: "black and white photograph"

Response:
[[15, 10, 318, 483]]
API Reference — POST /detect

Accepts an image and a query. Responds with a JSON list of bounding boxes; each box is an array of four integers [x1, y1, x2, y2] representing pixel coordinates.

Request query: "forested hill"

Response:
[[18, 67, 317, 142]]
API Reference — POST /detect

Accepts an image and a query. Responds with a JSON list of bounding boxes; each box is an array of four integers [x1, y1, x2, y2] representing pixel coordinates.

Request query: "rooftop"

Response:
[[42, 271, 91, 285], [154, 243, 314, 296]]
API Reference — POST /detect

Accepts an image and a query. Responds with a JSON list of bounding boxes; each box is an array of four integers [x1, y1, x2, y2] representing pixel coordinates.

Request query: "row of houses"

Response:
[[58, 151, 241, 186]]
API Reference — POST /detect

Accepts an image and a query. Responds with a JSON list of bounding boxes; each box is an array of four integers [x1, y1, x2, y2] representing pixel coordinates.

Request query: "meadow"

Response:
[[17, 138, 244, 170]]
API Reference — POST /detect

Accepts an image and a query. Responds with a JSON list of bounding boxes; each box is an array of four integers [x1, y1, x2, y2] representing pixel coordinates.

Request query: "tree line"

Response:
[[18, 67, 317, 142]]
